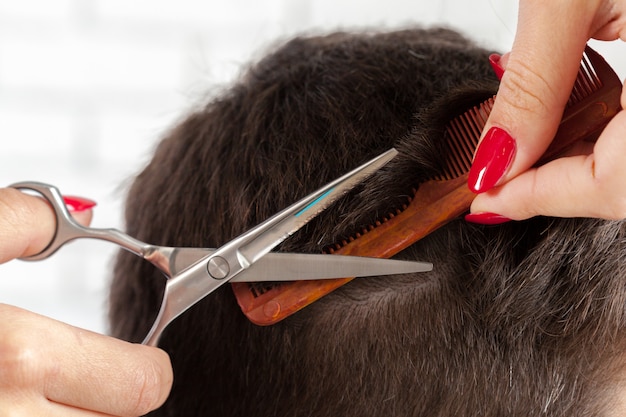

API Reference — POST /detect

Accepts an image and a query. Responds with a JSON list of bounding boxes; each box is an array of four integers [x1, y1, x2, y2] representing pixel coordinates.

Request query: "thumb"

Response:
[[468, 0, 600, 193]]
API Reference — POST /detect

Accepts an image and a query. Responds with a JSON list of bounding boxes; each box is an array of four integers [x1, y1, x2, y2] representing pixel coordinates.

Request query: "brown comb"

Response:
[[232, 45, 622, 325]]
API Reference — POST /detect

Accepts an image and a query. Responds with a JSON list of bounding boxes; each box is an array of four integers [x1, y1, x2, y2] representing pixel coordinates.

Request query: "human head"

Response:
[[109, 28, 626, 416]]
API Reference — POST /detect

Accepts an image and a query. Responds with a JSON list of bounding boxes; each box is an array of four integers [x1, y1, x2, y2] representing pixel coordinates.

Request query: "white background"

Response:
[[1, 0, 624, 334]]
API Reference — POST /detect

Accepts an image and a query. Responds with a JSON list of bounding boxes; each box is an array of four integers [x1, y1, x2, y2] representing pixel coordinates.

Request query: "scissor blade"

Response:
[[232, 253, 432, 282], [235, 148, 398, 266], [170, 248, 432, 280], [142, 149, 399, 346]]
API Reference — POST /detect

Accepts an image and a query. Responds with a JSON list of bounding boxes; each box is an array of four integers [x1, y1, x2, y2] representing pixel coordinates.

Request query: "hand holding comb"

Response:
[[232, 45, 623, 325]]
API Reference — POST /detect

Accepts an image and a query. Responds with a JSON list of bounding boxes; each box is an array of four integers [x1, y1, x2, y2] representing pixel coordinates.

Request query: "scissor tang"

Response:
[[142, 148, 398, 346]]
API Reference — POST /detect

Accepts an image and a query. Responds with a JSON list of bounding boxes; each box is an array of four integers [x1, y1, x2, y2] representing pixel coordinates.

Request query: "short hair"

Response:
[[109, 27, 626, 416]]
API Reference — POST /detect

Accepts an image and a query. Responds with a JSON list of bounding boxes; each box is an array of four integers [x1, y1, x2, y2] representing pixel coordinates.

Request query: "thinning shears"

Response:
[[12, 149, 432, 346]]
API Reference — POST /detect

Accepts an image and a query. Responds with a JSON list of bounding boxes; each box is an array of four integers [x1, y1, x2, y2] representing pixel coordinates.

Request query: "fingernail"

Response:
[[468, 127, 516, 193], [63, 195, 97, 212], [489, 53, 505, 80], [465, 212, 512, 225]]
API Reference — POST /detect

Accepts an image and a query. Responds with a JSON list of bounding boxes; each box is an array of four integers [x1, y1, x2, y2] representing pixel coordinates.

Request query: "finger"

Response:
[[63, 195, 95, 226], [0, 304, 173, 416], [0, 188, 94, 264], [470, 107, 626, 220], [0, 188, 58, 263], [468, 0, 607, 193], [71, 209, 94, 226], [46, 339, 173, 417], [44, 323, 173, 416]]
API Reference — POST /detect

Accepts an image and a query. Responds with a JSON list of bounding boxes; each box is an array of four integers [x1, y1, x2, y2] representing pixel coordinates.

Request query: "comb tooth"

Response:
[[464, 106, 486, 145], [477, 97, 493, 123], [582, 57, 603, 91], [438, 97, 495, 181], [579, 65, 595, 93], [439, 101, 487, 180], [459, 111, 479, 146], [570, 67, 588, 104], [573, 69, 590, 102], [446, 120, 471, 178], [582, 51, 602, 87], [456, 111, 479, 151], [482, 97, 495, 119], [445, 125, 466, 178], [457, 107, 485, 158], [469, 104, 487, 140], [568, 72, 582, 106], [455, 115, 477, 169], [568, 50, 603, 107]]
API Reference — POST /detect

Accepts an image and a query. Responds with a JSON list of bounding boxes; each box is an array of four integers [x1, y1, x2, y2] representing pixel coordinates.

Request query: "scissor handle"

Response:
[[10, 181, 94, 261], [9, 181, 159, 264]]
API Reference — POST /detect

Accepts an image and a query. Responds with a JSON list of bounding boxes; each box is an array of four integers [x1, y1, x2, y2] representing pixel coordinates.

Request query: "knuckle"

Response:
[[497, 58, 557, 117], [127, 358, 165, 416], [0, 305, 54, 393], [0, 331, 40, 388], [589, 172, 626, 221], [588, 124, 626, 220], [514, 170, 543, 219]]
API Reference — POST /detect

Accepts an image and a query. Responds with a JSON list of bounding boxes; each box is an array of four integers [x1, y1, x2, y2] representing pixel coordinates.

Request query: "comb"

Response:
[[232, 45, 622, 325]]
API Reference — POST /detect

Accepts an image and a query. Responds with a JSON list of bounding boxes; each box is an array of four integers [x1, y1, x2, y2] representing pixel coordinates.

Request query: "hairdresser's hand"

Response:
[[0, 188, 173, 416], [467, 0, 626, 223]]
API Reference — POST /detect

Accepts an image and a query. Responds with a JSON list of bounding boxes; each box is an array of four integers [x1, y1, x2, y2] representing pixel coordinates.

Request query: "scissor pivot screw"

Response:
[[207, 256, 230, 279]]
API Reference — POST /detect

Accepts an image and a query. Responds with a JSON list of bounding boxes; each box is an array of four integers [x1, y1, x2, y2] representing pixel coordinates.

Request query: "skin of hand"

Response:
[[468, 0, 626, 221], [0, 188, 173, 416]]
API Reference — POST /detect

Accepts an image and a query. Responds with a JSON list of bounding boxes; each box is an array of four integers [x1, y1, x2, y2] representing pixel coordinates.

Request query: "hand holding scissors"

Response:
[[12, 148, 432, 346], [0, 187, 172, 417]]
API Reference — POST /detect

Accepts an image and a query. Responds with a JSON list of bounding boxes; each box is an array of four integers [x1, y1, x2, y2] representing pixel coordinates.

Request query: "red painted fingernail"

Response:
[[63, 195, 97, 212], [468, 127, 516, 193], [465, 212, 511, 225], [489, 53, 505, 80]]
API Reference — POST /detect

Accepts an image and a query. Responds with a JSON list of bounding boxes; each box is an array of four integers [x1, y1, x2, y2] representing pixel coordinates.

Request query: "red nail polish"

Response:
[[465, 212, 511, 225], [63, 195, 97, 212], [468, 127, 516, 193], [489, 53, 505, 80]]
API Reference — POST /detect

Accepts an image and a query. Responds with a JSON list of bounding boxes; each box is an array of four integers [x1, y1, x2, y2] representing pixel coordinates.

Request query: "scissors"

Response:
[[11, 148, 432, 346]]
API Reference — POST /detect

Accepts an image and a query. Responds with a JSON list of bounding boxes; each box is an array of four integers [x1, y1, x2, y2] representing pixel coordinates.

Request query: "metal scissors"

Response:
[[11, 148, 432, 346]]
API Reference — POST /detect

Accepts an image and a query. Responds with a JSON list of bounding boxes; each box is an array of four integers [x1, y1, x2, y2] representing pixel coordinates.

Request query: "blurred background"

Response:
[[1, 0, 624, 334]]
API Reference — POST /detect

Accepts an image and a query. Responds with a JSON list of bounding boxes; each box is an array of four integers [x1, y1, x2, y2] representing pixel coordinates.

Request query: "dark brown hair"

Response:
[[109, 27, 626, 416]]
